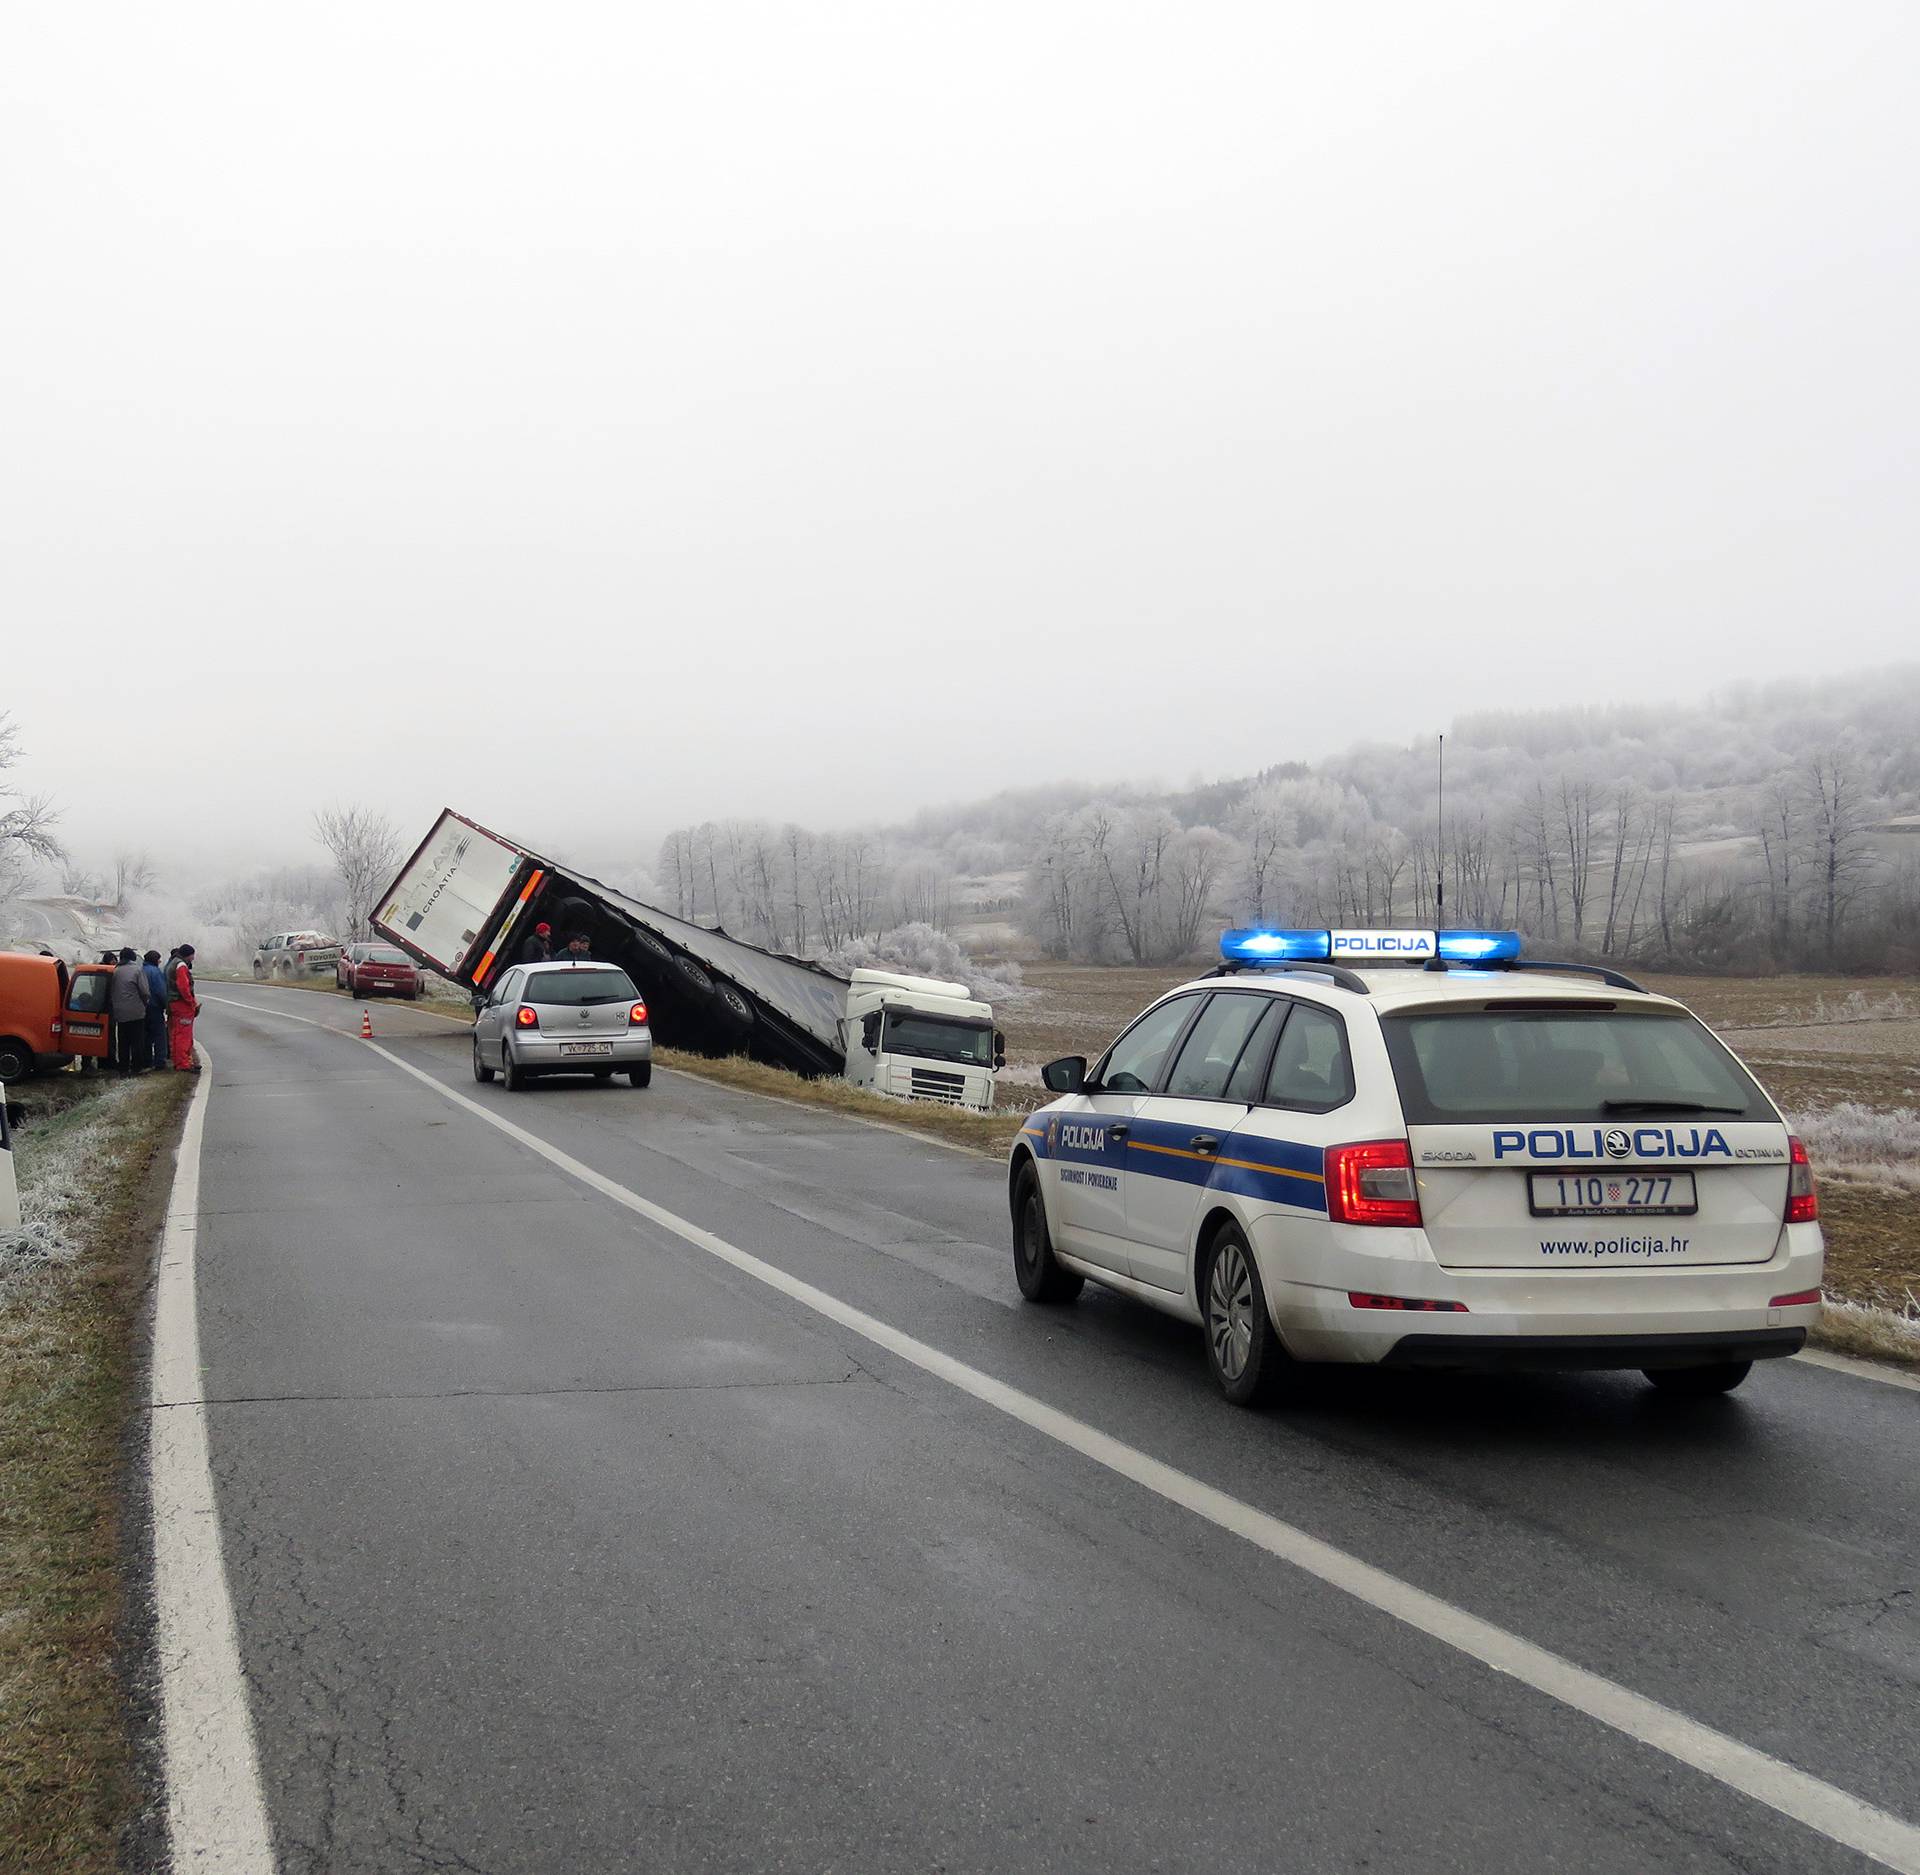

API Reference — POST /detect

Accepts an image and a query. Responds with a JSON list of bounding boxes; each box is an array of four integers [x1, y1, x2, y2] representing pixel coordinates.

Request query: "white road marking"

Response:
[[1795, 1346, 1920, 1393], [149, 1042, 276, 1873], [205, 989, 1920, 1870]]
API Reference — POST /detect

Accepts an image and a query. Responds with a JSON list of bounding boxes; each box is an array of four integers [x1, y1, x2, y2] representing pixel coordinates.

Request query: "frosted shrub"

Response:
[[812, 923, 1033, 1006], [1788, 1102, 1920, 1190]]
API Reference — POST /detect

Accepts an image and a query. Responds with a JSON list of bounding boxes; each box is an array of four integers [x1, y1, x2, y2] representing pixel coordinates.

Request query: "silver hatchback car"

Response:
[[472, 961, 653, 1091]]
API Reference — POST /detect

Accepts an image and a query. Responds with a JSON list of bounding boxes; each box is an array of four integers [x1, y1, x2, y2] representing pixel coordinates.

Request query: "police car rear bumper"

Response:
[[1262, 1221, 1824, 1365]]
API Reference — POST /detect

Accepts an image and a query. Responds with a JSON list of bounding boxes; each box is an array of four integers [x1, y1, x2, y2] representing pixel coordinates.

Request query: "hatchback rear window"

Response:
[[1380, 1008, 1775, 1126], [525, 968, 637, 1007]]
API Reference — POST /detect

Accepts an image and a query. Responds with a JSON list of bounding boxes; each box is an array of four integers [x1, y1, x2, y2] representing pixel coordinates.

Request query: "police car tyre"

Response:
[[1643, 1360, 1752, 1396], [627, 1062, 652, 1088], [501, 1043, 534, 1092], [472, 1039, 495, 1083], [1201, 1222, 1291, 1408], [1012, 1161, 1082, 1304]]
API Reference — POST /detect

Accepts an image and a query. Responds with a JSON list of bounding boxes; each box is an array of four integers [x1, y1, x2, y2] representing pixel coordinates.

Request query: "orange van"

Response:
[[0, 953, 115, 1082]]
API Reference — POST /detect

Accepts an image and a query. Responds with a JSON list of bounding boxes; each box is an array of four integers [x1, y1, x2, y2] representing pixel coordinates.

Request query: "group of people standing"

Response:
[[105, 942, 201, 1074]]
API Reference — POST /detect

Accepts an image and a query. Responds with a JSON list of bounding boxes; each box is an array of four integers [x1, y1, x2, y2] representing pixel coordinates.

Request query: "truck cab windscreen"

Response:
[[882, 1011, 993, 1067], [1380, 1009, 1774, 1125]]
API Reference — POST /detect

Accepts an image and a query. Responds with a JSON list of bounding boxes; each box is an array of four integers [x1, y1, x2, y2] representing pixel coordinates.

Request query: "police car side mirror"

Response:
[[1041, 1055, 1086, 1094]]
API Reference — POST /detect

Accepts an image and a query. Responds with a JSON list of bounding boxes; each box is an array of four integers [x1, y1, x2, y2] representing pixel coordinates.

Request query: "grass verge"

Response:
[[1, 1069, 191, 1873], [1807, 1298, 1920, 1371], [655, 1048, 1026, 1156]]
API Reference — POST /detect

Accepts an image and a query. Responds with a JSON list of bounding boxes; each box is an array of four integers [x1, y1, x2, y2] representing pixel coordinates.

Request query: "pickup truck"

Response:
[[252, 931, 343, 981]]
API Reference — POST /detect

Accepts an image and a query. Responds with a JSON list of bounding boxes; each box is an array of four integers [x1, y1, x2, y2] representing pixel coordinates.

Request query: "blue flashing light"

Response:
[[1434, 929, 1523, 964], [1220, 928, 1331, 963]]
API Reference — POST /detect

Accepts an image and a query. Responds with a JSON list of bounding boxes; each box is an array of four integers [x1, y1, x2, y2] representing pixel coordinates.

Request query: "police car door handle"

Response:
[[1109, 1123, 1130, 1140], [1190, 1134, 1220, 1155]]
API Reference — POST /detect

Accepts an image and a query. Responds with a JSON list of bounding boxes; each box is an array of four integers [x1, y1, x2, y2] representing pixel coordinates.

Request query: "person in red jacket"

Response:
[[167, 944, 202, 1072]]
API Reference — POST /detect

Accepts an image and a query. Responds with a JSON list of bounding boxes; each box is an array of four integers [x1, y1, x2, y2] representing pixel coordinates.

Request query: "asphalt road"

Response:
[[178, 980, 1918, 1874]]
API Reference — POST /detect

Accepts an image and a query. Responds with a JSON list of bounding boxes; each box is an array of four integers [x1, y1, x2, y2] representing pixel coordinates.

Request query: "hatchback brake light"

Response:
[[515, 1005, 538, 1029], [1325, 1140, 1423, 1227], [1785, 1136, 1818, 1223], [629, 1000, 648, 1026]]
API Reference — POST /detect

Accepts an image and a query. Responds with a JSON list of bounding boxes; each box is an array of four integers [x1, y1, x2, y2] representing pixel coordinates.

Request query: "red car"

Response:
[[337, 942, 422, 999]]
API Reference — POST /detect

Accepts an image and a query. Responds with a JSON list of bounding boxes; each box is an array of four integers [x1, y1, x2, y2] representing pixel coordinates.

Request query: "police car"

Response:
[[1008, 929, 1823, 1405]]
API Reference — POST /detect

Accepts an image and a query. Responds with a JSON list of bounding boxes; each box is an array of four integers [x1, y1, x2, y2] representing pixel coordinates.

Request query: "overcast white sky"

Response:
[[4, 2, 1916, 879]]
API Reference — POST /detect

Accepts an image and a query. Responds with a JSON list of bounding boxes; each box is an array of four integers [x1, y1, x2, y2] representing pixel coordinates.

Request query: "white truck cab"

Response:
[[840, 969, 1004, 1113]]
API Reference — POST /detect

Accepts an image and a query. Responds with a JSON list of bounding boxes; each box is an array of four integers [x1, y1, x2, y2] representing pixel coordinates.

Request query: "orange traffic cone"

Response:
[[360, 1008, 373, 1039]]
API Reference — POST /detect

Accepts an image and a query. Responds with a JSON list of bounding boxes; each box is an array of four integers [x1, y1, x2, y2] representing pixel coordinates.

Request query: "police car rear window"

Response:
[[1380, 1009, 1774, 1126]]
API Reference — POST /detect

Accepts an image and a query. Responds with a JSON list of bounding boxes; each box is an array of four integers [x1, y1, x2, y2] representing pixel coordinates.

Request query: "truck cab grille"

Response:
[[907, 1067, 967, 1106]]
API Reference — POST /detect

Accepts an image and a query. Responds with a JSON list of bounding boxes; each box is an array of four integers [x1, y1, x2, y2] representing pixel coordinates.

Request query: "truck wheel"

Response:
[[632, 927, 676, 967], [472, 1039, 495, 1084], [252, 960, 265, 979], [0, 1036, 34, 1084], [1012, 1161, 1082, 1304], [712, 980, 754, 1031], [675, 954, 716, 999]]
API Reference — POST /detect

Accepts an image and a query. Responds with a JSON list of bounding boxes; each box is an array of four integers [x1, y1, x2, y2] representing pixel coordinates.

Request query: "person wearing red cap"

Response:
[[518, 921, 553, 965]]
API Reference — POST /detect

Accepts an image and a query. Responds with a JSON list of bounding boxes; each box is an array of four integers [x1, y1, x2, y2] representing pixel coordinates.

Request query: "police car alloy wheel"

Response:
[[1201, 1223, 1289, 1407], [1012, 1162, 1082, 1304]]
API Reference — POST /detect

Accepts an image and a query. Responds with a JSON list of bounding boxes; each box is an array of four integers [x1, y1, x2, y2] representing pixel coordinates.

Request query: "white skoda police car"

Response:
[[1008, 930, 1823, 1406]]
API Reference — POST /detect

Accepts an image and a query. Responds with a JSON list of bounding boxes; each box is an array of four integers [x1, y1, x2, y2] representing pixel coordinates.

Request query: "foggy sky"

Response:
[[4, 2, 1917, 881]]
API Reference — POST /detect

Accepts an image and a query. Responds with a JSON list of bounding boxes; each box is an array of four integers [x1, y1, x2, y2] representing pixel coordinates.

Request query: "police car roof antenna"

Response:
[[1425, 733, 1449, 972]]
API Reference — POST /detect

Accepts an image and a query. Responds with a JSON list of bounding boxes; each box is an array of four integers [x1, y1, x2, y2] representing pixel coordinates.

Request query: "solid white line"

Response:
[[217, 991, 1920, 1871], [1796, 1346, 1920, 1393], [149, 1042, 276, 1872]]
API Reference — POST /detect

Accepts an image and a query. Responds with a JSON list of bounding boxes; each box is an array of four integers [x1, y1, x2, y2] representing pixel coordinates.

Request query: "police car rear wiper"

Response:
[[1599, 1099, 1746, 1114]]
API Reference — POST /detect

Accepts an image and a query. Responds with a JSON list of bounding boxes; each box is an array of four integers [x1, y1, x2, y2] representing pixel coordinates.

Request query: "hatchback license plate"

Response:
[[1529, 1171, 1697, 1216], [559, 1042, 613, 1057]]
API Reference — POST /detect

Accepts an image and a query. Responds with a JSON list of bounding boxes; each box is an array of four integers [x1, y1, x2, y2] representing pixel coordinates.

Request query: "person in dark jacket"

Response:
[[519, 922, 553, 965], [142, 950, 170, 1070], [562, 932, 593, 962], [110, 946, 151, 1073]]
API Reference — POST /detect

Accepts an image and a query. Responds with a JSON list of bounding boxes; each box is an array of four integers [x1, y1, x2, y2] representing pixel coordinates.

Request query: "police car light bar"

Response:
[[1219, 928, 1523, 966]]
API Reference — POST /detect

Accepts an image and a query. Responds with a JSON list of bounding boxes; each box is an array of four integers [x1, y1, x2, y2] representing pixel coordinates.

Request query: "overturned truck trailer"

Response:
[[373, 810, 850, 1077]]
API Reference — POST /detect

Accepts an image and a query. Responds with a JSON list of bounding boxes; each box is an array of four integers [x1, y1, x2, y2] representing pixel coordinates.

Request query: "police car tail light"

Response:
[[515, 1005, 539, 1029], [1325, 1140, 1423, 1228], [1769, 1287, 1821, 1308], [1220, 928, 1331, 963], [628, 1000, 648, 1026], [1784, 1136, 1818, 1223], [1347, 1292, 1468, 1312]]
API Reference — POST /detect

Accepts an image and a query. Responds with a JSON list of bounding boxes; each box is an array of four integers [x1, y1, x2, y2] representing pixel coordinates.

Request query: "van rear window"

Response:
[[1380, 1008, 1774, 1126]]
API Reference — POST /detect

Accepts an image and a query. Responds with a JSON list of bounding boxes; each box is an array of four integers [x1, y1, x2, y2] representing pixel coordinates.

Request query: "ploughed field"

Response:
[[999, 964, 1920, 1318]]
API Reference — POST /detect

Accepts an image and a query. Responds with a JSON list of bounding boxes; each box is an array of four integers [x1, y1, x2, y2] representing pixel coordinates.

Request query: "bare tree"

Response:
[[0, 716, 64, 920], [1797, 748, 1877, 962], [313, 804, 404, 942]]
